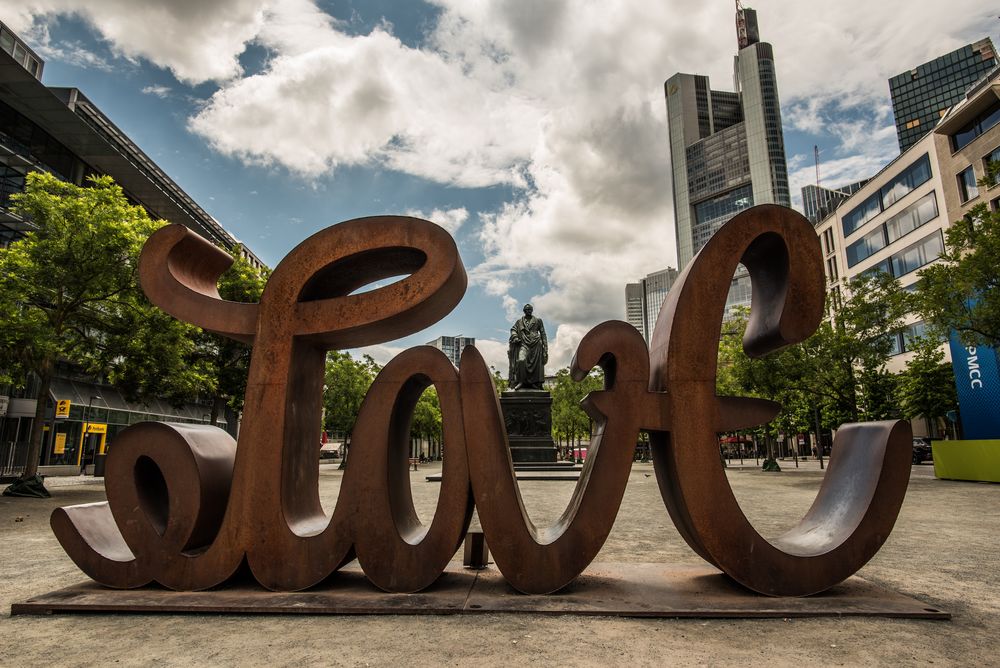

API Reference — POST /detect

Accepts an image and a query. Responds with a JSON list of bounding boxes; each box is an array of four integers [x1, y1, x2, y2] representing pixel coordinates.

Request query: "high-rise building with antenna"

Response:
[[664, 4, 790, 314]]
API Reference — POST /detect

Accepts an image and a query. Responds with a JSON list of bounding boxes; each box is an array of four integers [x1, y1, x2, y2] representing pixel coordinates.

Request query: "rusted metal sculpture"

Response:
[[51, 205, 912, 599]]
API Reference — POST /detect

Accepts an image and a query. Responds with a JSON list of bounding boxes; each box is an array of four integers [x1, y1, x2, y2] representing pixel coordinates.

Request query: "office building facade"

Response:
[[815, 66, 1000, 437], [889, 38, 997, 153], [0, 22, 262, 476], [426, 335, 475, 368], [665, 5, 790, 314], [625, 267, 678, 344], [801, 180, 868, 225]]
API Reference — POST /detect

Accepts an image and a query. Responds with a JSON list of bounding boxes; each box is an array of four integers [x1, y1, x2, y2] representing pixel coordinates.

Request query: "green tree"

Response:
[[490, 366, 509, 395], [717, 271, 911, 460], [0, 172, 205, 489], [914, 202, 1000, 348], [323, 351, 380, 462], [200, 252, 268, 424], [896, 338, 958, 438], [550, 367, 603, 458], [410, 387, 442, 457]]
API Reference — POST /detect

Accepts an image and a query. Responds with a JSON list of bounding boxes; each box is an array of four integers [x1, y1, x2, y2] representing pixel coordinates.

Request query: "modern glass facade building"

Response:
[[0, 21, 263, 269], [665, 6, 790, 315], [624, 267, 678, 344], [0, 22, 263, 476], [889, 38, 997, 153], [426, 335, 475, 368], [801, 180, 868, 225]]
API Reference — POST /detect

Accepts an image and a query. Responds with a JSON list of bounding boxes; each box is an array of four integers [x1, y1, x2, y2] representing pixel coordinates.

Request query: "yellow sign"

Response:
[[55, 400, 71, 418], [83, 422, 107, 434], [54, 433, 67, 454]]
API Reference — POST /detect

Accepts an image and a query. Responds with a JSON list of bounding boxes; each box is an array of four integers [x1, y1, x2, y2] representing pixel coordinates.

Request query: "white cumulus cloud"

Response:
[[403, 207, 469, 234], [12, 0, 997, 371]]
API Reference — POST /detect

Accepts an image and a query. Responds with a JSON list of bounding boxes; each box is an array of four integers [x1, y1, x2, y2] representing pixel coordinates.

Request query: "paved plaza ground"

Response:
[[0, 459, 997, 666]]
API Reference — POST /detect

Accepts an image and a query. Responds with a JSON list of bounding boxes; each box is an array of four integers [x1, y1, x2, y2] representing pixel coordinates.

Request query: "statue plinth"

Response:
[[500, 389, 558, 463]]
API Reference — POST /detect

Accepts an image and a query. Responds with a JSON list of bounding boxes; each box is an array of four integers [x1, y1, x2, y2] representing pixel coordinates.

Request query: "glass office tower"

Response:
[[665, 6, 790, 315], [889, 38, 997, 153]]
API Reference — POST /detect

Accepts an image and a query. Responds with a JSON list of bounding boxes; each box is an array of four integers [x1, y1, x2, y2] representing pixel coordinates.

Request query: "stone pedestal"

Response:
[[499, 390, 558, 463]]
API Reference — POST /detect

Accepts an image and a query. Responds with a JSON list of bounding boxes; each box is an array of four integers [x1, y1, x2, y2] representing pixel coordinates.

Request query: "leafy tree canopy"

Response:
[[914, 202, 1000, 348], [0, 172, 209, 482]]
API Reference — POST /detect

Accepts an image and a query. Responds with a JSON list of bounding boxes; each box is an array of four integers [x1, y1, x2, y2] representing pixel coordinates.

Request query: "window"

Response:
[[984, 146, 1000, 187], [902, 321, 929, 351], [842, 194, 881, 237], [822, 228, 835, 256], [860, 259, 892, 278], [958, 166, 979, 203], [841, 154, 931, 238], [952, 100, 1000, 150], [826, 257, 839, 282], [888, 333, 903, 356], [847, 192, 939, 268], [880, 154, 932, 209], [890, 231, 944, 278], [884, 192, 938, 243], [0, 31, 14, 55], [846, 226, 888, 267]]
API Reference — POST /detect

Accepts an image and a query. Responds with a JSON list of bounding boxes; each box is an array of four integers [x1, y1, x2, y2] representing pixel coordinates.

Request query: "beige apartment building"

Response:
[[815, 68, 1000, 379]]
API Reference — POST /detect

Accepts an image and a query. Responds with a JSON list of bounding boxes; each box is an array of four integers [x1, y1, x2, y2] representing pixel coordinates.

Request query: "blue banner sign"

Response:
[[949, 334, 1000, 439]]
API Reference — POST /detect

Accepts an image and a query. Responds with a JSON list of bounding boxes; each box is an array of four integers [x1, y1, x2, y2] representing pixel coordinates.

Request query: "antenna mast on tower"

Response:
[[735, 0, 749, 49], [814, 145, 821, 187]]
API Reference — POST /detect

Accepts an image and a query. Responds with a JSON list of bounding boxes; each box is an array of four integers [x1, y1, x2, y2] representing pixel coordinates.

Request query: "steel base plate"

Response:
[[11, 562, 949, 619]]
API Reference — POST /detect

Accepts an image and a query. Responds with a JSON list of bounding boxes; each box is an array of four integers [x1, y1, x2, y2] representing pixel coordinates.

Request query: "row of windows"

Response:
[[890, 45, 993, 85], [0, 28, 41, 78], [0, 100, 81, 182], [956, 145, 1000, 204], [893, 72, 987, 99], [861, 230, 944, 280], [842, 154, 931, 237], [845, 192, 939, 267], [693, 184, 754, 228], [952, 100, 1000, 151]]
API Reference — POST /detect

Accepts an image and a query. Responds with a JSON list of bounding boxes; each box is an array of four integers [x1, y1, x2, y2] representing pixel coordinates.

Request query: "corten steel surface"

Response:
[[48, 206, 913, 604], [11, 563, 948, 619]]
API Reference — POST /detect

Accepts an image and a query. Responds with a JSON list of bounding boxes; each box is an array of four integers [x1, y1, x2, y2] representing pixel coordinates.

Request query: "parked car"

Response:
[[912, 438, 933, 464], [319, 442, 341, 460]]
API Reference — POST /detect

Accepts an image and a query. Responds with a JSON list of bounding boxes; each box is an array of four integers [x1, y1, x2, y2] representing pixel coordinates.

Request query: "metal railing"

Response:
[[0, 440, 30, 479]]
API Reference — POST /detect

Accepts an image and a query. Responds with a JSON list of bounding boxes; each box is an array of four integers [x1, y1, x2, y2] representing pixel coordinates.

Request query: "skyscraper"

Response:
[[625, 267, 678, 343], [801, 179, 868, 225], [889, 38, 997, 153], [625, 283, 645, 338], [426, 335, 475, 368], [665, 4, 790, 313]]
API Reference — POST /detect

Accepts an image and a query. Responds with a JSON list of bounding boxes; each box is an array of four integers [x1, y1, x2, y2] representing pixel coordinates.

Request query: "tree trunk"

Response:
[[22, 367, 53, 480]]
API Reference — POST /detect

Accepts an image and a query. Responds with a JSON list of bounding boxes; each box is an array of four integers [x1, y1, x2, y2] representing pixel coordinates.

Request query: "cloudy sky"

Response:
[[7, 1, 997, 373]]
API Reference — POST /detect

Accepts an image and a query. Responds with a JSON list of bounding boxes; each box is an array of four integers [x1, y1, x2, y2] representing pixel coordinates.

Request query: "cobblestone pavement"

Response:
[[1, 460, 996, 667]]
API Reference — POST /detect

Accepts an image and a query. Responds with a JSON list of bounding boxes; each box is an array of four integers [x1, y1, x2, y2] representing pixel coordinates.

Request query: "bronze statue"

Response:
[[508, 303, 548, 390]]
